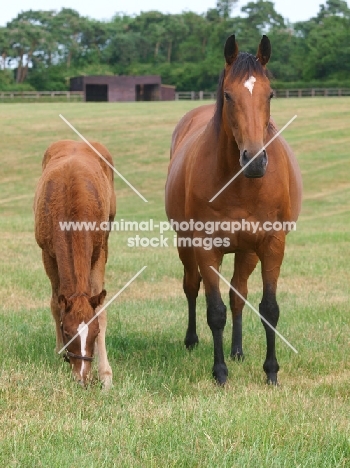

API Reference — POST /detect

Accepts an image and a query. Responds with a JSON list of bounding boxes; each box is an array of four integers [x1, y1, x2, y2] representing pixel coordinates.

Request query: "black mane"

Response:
[[214, 52, 270, 134]]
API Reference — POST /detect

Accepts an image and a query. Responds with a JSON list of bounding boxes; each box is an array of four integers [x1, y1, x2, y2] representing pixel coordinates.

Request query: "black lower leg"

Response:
[[207, 293, 228, 385], [259, 290, 280, 385], [231, 312, 244, 360], [183, 272, 201, 349], [184, 296, 199, 349]]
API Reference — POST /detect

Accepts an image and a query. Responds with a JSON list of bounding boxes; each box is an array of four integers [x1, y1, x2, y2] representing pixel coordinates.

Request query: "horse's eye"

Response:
[[224, 91, 232, 101], [269, 91, 274, 100]]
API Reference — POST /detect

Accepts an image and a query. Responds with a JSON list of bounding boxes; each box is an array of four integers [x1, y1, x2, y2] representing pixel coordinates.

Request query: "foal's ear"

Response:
[[89, 289, 107, 310], [256, 35, 271, 66], [58, 295, 72, 312], [224, 35, 239, 66]]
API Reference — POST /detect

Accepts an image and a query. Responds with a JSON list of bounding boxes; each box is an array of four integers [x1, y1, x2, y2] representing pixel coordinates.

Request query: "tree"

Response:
[[53, 8, 85, 68], [316, 0, 350, 20], [7, 11, 49, 83], [0, 27, 10, 69], [216, 0, 239, 19], [103, 15, 147, 71], [241, 0, 285, 33], [162, 15, 188, 63], [168, 13, 206, 63], [302, 15, 350, 80], [229, 1, 286, 57], [80, 19, 109, 64], [130, 11, 167, 60]]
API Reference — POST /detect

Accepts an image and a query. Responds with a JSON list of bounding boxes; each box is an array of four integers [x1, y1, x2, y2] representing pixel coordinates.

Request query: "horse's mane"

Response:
[[214, 52, 271, 135]]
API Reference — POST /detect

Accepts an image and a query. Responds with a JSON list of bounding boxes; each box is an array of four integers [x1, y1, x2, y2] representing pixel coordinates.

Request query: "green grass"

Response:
[[1, 98, 350, 467]]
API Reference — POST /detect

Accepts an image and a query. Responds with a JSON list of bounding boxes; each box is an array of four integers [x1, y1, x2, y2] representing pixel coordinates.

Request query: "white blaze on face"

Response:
[[77, 321, 88, 378], [244, 76, 256, 95]]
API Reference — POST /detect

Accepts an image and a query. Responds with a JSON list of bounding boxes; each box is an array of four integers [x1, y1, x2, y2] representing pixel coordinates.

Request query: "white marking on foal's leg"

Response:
[[77, 321, 88, 378], [95, 308, 112, 390], [244, 76, 256, 95]]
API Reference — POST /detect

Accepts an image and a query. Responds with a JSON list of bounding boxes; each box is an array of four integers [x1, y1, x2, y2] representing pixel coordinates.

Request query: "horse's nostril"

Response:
[[262, 150, 267, 165], [242, 150, 249, 164]]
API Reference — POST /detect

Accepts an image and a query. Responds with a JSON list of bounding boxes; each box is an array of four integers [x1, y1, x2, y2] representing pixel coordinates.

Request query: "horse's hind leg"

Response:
[[178, 243, 201, 349], [257, 233, 285, 385], [90, 248, 112, 389], [230, 252, 259, 360]]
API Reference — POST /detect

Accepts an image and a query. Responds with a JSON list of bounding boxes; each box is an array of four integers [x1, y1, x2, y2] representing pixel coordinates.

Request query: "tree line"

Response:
[[0, 0, 349, 92]]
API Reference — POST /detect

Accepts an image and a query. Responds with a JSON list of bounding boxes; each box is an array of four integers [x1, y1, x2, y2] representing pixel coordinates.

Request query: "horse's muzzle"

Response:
[[241, 150, 267, 178]]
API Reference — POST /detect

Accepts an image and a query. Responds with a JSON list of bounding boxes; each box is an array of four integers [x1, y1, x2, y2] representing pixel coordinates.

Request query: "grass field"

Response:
[[1, 98, 350, 467]]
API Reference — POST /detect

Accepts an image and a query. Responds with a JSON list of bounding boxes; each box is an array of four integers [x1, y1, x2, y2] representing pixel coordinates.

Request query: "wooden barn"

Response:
[[70, 75, 175, 102]]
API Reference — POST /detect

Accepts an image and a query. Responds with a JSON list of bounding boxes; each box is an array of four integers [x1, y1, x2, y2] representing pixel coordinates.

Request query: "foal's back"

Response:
[[34, 140, 116, 253]]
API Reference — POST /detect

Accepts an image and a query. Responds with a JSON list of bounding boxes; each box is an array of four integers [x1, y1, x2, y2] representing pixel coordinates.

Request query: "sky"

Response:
[[1, 0, 333, 26]]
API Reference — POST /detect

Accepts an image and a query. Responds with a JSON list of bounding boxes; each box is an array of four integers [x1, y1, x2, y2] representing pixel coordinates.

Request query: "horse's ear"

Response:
[[58, 295, 66, 307], [58, 295, 72, 312], [256, 35, 271, 66], [224, 35, 239, 66], [90, 289, 107, 310]]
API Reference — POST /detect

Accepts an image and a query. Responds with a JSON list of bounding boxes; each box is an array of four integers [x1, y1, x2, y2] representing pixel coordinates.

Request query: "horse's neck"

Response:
[[55, 231, 92, 297]]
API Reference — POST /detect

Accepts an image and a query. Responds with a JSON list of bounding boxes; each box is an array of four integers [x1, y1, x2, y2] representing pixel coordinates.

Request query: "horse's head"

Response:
[[58, 290, 106, 386], [220, 35, 273, 178]]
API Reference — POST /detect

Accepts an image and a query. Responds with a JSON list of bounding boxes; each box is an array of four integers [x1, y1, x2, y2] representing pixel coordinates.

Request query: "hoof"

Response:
[[184, 333, 199, 350], [212, 363, 228, 386], [230, 351, 245, 362], [266, 373, 278, 386], [100, 373, 113, 390]]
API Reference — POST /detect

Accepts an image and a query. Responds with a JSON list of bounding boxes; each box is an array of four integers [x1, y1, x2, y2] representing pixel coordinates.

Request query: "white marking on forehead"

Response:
[[77, 321, 88, 377], [244, 76, 256, 95]]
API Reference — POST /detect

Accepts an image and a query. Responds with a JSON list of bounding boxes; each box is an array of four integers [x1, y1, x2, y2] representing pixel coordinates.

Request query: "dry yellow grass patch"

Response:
[[115, 276, 184, 302], [1, 286, 47, 312]]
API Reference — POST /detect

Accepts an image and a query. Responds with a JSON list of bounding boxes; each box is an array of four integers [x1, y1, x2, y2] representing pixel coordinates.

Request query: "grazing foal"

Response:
[[34, 140, 116, 387], [165, 35, 302, 385]]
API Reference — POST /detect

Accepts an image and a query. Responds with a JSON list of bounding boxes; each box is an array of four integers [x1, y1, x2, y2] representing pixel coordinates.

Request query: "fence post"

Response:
[[191, 91, 195, 100], [199, 91, 203, 100]]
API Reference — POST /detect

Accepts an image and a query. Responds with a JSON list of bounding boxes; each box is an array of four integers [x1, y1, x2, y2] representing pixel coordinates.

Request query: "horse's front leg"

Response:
[[178, 242, 201, 349], [257, 232, 286, 385], [196, 246, 227, 385], [91, 251, 112, 389], [230, 252, 259, 360]]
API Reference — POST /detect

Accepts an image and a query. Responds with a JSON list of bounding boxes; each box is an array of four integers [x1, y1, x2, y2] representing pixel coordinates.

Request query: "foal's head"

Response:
[[217, 35, 273, 178], [58, 291, 106, 385]]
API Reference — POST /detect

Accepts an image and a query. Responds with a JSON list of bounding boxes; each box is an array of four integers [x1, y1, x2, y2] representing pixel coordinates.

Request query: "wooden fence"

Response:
[[175, 88, 350, 100], [0, 91, 84, 102], [1, 89, 349, 102], [274, 88, 350, 98], [175, 91, 216, 100]]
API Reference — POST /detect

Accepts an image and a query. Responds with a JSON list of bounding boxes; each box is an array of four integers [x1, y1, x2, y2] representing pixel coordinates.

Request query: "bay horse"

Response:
[[165, 35, 302, 385], [34, 140, 116, 388]]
